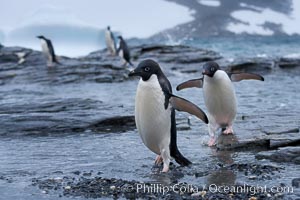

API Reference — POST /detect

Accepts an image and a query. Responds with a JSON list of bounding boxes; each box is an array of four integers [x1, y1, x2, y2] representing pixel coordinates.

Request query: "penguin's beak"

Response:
[[128, 69, 139, 77], [202, 69, 209, 75]]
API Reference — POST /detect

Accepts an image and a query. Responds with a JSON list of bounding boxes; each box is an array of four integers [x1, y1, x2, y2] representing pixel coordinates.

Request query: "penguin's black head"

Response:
[[202, 61, 220, 77], [128, 59, 162, 81], [36, 35, 45, 39], [117, 36, 123, 40], [107, 26, 110, 30]]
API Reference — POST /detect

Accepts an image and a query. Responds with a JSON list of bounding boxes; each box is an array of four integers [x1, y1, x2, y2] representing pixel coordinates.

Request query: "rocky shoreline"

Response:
[[1, 44, 300, 199], [31, 162, 285, 200], [1, 44, 300, 85]]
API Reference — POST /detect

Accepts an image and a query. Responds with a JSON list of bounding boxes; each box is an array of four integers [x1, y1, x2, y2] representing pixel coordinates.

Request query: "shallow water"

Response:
[[0, 63, 299, 199], [148, 35, 300, 59]]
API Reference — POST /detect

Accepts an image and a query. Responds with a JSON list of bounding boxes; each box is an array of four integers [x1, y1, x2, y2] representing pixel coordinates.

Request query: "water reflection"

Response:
[[206, 134, 239, 186]]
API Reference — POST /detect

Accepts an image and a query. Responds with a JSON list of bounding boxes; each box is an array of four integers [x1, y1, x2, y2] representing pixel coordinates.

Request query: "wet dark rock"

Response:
[[263, 128, 299, 135], [131, 44, 222, 64], [278, 57, 300, 68], [0, 175, 13, 183], [227, 57, 275, 73], [269, 137, 300, 148], [72, 171, 81, 175], [0, 98, 106, 136], [216, 135, 270, 151], [216, 131, 300, 151], [52, 171, 64, 175], [88, 115, 136, 133], [292, 178, 300, 188], [2, 44, 297, 87], [0, 44, 218, 85], [256, 146, 300, 164], [82, 172, 92, 177], [0, 46, 130, 85]]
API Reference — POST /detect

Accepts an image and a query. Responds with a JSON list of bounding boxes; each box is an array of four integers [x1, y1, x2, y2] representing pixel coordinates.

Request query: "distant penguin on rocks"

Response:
[[117, 36, 133, 67], [36, 35, 59, 66], [129, 59, 208, 172], [105, 26, 117, 56], [176, 61, 264, 146], [15, 51, 29, 65]]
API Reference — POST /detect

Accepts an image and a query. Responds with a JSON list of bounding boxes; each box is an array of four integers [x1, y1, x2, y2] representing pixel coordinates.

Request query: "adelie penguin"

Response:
[[105, 26, 117, 56], [36, 35, 59, 66], [117, 36, 133, 67], [129, 59, 208, 172], [176, 61, 264, 146]]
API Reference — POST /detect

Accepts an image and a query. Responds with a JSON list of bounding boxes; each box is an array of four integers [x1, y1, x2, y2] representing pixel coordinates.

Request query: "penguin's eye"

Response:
[[144, 67, 150, 72]]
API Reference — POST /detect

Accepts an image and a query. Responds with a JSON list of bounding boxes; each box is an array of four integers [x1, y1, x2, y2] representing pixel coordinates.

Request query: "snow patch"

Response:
[[197, 0, 220, 7], [240, 3, 264, 11], [283, 53, 300, 58], [227, 0, 300, 35]]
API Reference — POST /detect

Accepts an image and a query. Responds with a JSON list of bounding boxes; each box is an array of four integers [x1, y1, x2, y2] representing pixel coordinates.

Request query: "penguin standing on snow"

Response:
[[129, 59, 208, 172], [176, 61, 264, 146], [36, 35, 59, 66], [105, 26, 117, 56], [117, 36, 133, 66]]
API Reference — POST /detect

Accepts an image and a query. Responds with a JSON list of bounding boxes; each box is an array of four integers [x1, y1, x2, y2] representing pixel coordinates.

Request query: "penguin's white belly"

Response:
[[118, 49, 124, 58], [203, 71, 237, 127], [40, 40, 51, 61], [135, 75, 171, 155], [105, 32, 115, 53]]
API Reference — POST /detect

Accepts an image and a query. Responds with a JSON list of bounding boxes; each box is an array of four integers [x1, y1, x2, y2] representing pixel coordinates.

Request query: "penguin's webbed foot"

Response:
[[208, 136, 216, 147], [222, 126, 234, 135], [162, 165, 169, 173], [154, 155, 163, 165], [160, 149, 170, 173]]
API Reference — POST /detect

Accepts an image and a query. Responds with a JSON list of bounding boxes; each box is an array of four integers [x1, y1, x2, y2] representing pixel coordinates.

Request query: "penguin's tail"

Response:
[[170, 147, 192, 166], [170, 109, 192, 166], [128, 61, 134, 67], [53, 57, 61, 65], [55, 60, 61, 65]]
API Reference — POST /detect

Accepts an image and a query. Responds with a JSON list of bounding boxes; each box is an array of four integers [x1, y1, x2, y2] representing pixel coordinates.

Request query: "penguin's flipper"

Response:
[[229, 73, 264, 82], [170, 95, 208, 124], [176, 78, 203, 91]]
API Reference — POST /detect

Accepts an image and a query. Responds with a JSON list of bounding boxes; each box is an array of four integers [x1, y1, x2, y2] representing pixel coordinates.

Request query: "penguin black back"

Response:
[[45, 38, 58, 63], [117, 36, 132, 66], [37, 35, 58, 64]]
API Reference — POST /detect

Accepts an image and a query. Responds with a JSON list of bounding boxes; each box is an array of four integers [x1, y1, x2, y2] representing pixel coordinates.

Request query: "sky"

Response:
[[0, 0, 193, 38], [1, 0, 299, 57]]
